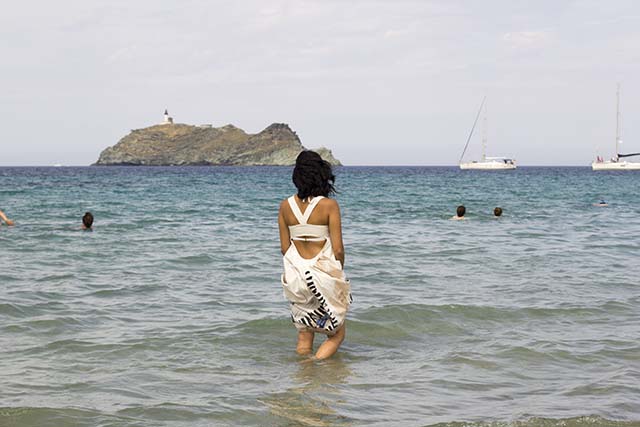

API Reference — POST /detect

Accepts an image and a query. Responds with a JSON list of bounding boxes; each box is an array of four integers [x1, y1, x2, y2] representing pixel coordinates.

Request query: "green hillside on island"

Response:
[[94, 121, 341, 166]]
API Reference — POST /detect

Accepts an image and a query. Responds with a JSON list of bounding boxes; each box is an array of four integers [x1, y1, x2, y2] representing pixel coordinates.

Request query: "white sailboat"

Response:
[[459, 97, 516, 170], [592, 84, 640, 170]]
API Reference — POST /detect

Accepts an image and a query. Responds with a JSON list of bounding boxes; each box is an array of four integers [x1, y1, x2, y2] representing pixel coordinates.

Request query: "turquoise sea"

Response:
[[0, 166, 639, 427]]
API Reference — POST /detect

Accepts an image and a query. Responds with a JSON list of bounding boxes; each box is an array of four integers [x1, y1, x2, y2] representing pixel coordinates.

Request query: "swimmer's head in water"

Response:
[[456, 205, 466, 217], [82, 212, 94, 229], [494, 207, 503, 217]]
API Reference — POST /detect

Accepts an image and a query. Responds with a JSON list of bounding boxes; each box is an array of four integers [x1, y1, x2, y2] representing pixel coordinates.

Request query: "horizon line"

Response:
[[0, 164, 598, 168]]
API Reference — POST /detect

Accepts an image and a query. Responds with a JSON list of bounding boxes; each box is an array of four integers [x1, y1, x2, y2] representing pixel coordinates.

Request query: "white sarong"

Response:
[[281, 239, 351, 335]]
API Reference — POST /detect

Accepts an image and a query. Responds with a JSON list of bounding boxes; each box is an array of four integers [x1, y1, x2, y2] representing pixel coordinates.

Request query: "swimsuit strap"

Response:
[[301, 196, 324, 223], [287, 196, 305, 224], [287, 196, 325, 225]]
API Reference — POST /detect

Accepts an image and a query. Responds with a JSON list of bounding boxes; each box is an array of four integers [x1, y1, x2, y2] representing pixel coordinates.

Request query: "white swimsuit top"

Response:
[[287, 196, 329, 242]]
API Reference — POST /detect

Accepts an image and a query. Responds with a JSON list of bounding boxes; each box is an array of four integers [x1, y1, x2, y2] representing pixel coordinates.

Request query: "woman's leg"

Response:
[[315, 323, 346, 360], [296, 330, 315, 355]]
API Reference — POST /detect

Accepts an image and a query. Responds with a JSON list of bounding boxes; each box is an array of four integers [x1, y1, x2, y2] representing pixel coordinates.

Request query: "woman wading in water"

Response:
[[278, 151, 352, 360]]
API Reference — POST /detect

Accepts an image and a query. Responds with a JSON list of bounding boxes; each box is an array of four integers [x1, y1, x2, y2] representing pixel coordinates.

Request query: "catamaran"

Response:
[[592, 84, 640, 170], [459, 97, 516, 170]]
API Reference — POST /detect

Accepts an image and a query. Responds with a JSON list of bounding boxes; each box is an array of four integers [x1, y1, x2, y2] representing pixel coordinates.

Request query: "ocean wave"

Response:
[[164, 254, 215, 266], [34, 273, 76, 282], [0, 408, 636, 427], [428, 415, 640, 427], [0, 302, 27, 317], [0, 407, 136, 427], [353, 302, 630, 327]]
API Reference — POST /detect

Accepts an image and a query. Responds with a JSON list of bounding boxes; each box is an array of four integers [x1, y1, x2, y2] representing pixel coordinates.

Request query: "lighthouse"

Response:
[[162, 109, 174, 125]]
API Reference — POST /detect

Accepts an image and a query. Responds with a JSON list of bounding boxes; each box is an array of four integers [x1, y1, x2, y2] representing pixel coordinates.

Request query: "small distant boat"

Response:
[[459, 157, 517, 170], [459, 97, 516, 170], [53, 164, 63, 167], [592, 84, 640, 171]]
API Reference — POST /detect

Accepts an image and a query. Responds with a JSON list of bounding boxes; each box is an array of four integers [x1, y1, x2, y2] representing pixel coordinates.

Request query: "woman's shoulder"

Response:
[[318, 197, 339, 210], [279, 197, 292, 211]]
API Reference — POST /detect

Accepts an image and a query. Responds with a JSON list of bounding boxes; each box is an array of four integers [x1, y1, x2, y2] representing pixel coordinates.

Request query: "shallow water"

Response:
[[0, 166, 639, 427]]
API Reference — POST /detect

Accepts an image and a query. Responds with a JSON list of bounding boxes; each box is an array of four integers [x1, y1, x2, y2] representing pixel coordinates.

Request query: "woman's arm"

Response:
[[278, 201, 291, 255], [328, 200, 345, 267], [0, 210, 14, 226]]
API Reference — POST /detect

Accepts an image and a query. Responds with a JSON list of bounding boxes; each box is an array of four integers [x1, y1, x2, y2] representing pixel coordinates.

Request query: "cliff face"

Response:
[[94, 123, 341, 166]]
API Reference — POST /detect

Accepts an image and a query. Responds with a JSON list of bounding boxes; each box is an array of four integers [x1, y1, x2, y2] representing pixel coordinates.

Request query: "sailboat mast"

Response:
[[616, 83, 621, 158], [482, 102, 487, 161], [459, 96, 486, 164]]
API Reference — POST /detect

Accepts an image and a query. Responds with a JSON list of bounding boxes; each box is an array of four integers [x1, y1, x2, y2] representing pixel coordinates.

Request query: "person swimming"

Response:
[[451, 205, 466, 220], [0, 209, 14, 226], [494, 207, 503, 217], [82, 212, 94, 229]]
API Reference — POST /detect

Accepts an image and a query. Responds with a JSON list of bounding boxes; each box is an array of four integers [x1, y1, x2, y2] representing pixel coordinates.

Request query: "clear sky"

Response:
[[1, 0, 640, 166]]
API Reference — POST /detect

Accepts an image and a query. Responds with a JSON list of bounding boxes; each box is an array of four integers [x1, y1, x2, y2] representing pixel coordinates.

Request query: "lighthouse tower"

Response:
[[162, 109, 174, 125]]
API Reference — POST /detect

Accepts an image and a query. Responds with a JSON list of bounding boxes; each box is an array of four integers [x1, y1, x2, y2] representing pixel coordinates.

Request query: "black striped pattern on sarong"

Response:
[[297, 270, 338, 331]]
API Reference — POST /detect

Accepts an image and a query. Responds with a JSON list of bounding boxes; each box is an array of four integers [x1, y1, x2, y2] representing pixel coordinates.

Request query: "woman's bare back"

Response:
[[278, 195, 344, 265]]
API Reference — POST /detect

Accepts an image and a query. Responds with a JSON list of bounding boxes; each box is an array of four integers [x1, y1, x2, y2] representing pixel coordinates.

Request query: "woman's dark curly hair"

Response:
[[292, 150, 336, 200]]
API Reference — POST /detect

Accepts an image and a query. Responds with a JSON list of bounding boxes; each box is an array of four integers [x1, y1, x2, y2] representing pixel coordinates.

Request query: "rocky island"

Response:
[[94, 117, 340, 166]]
